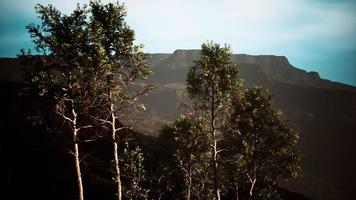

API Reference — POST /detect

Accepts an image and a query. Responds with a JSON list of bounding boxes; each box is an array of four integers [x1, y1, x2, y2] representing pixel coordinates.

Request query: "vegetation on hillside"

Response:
[[16, 1, 302, 199]]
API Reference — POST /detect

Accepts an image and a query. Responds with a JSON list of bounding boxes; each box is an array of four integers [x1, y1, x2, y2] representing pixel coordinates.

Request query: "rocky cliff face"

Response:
[[1, 52, 355, 199], [149, 50, 353, 90]]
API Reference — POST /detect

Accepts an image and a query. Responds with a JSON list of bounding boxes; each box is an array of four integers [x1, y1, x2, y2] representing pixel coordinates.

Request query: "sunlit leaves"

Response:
[[223, 86, 302, 198]]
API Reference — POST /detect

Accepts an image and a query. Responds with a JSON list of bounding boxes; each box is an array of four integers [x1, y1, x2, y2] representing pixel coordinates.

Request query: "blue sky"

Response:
[[0, 0, 355, 86]]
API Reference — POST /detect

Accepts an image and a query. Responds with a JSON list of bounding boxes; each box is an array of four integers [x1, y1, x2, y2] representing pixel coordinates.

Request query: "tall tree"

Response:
[[186, 41, 241, 200], [223, 86, 302, 199], [23, 3, 98, 200], [22, 1, 151, 200], [88, 1, 152, 200]]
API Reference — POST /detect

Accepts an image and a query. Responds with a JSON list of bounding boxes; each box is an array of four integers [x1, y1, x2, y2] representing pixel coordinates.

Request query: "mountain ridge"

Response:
[[1, 52, 355, 199], [1, 53, 354, 89], [148, 49, 355, 90]]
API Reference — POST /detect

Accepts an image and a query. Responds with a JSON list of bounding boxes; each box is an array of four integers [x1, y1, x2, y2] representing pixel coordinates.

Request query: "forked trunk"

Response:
[[185, 174, 192, 200], [249, 177, 256, 198]]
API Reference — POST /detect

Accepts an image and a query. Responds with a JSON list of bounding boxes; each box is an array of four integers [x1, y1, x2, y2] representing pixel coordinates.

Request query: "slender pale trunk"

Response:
[[247, 173, 256, 198], [72, 106, 84, 200], [185, 172, 192, 200], [249, 178, 256, 197], [211, 92, 221, 200], [212, 135, 220, 200], [234, 176, 239, 200], [110, 90, 122, 200]]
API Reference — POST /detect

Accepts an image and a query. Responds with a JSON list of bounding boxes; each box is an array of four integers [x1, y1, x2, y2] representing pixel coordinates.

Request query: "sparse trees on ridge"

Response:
[[20, 0, 302, 197]]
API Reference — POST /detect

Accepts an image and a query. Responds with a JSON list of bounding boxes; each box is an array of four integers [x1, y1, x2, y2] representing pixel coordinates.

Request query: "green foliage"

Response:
[[186, 41, 244, 199], [223, 86, 302, 197], [21, 3, 303, 197], [88, 0, 152, 102], [21, 1, 153, 200], [256, 185, 282, 200], [157, 115, 213, 199], [187, 41, 240, 110], [21, 0, 152, 116], [121, 142, 148, 200]]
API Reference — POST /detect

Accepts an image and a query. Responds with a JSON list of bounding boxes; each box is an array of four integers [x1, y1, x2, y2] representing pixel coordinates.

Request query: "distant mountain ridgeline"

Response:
[[148, 49, 353, 89], [1, 52, 355, 200]]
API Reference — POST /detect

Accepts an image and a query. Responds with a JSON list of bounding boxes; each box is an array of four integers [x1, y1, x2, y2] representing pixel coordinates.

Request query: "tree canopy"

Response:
[[223, 86, 302, 199], [21, 1, 152, 200]]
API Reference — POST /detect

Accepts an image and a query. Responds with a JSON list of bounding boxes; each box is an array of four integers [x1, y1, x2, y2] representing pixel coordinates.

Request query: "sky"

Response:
[[0, 0, 355, 86]]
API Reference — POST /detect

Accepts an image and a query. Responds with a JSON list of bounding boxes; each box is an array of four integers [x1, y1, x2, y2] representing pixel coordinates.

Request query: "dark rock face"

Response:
[[0, 58, 30, 82], [1, 52, 355, 199]]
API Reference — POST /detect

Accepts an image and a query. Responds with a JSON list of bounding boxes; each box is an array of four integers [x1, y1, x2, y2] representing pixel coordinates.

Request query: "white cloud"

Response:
[[117, 0, 356, 53], [1, 0, 355, 53]]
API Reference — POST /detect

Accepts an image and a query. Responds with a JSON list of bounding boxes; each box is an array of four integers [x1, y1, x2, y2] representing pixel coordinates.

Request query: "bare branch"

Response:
[[77, 125, 93, 132], [82, 138, 99, 143], [216, 148, 234, 154], [55, 110, 73, 123], [67, 149, 76, 157], [115, 126, 132, 132], [79, 153, 91, 163]]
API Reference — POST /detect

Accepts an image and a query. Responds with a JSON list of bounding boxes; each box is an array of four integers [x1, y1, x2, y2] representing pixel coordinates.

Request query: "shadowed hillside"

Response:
[[143, 50, 356, 200], [1, 53, 355, 199]]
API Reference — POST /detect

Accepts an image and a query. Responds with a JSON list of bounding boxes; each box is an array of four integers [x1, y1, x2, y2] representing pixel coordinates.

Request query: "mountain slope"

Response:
[[142, 50, 356, 200], [1, 53, 355, 199]]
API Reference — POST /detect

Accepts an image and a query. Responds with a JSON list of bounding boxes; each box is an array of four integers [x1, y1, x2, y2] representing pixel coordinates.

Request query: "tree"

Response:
[[88, 2, 152, 200], [186, 41, 241, 200], [158, 115, 212, 200], [21, 1, 151, 200], [121, 142, 148, 200], [223, 86, 302, 199], [22, 3, 100, 200]]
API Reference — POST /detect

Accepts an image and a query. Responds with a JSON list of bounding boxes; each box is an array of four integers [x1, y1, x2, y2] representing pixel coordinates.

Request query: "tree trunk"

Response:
[[212, 137, 220, 200], [110, 93, 122, 200], [74, 141, 84, 200], [211, 93, 221, 200], [72, 107, 84, 200], [185, 174, 192, 200], [234, 176, 239, 200], [249, 177, 256, 198], [113, 134, 122, 200]]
